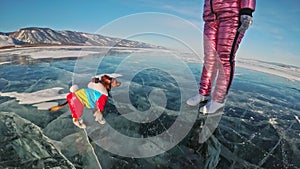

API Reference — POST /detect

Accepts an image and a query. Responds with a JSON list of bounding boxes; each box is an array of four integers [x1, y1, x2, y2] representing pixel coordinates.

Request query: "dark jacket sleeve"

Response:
[[240, 0, 256, 13]]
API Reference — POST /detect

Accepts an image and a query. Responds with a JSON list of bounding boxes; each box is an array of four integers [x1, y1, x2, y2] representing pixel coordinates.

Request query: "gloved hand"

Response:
[[238, 15, 252, 33]]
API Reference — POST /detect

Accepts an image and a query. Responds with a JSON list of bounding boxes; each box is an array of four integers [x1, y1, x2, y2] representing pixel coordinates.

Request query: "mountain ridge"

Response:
[[0, 27, 163, 49]]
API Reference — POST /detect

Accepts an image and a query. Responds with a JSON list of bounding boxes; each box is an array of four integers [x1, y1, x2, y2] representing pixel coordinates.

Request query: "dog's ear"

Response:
[[91, 77, 100, 83], [101, 75, 112, 89]]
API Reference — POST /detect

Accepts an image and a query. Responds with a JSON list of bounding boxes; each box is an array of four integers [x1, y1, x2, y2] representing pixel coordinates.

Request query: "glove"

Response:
[[238, 15, 252, 33]]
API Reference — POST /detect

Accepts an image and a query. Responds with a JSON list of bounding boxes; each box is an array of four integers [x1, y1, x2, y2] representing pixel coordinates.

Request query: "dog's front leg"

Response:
[[94, 110, 106, 124]]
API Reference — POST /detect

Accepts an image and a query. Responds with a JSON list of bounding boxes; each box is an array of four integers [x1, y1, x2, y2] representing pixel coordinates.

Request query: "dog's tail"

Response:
[[49, 101, 68, 112]]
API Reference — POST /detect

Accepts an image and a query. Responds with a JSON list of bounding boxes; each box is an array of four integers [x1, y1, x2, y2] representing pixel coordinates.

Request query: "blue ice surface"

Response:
[[0, 53, 299, 121], [0, 52, 300, 168]]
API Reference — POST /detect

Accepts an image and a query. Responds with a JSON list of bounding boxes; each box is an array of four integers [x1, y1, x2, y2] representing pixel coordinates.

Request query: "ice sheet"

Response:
[[32, 102, 59, 110], [0, 87, 67, 104], [0, 48, 299, 168], [0, 61, 11, 65], [0, 46, 163, 59], [94, 73, 123, 79], [237, 59, 300, 82]]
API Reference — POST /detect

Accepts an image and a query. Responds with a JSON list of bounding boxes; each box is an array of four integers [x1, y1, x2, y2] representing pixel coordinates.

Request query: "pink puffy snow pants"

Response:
[[199, 0, 256, 103]]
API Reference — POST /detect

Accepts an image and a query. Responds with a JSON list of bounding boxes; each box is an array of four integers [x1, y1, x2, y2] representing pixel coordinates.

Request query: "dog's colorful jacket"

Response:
[[67, 82, 108, 119], [199, 0, 256, 103], [75, 88, 108, 110]]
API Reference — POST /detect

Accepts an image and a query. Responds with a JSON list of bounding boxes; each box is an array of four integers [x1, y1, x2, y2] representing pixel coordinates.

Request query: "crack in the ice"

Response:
[[83, 129, 103, 169], [256, 121, 297, 169]]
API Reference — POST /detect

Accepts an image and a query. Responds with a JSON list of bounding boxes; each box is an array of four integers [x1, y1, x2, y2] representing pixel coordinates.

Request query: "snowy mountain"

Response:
[[0, 27, 162, 49], [0, 34, 14, 46], [0, 34, 25, 47]]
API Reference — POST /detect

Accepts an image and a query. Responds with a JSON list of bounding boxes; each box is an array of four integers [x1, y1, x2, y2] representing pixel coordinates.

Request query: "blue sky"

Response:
[[0, 0, 299, 67]]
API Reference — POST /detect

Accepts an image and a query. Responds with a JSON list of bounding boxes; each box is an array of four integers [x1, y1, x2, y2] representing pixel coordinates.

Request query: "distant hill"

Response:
[[0, 27, 163, 49]]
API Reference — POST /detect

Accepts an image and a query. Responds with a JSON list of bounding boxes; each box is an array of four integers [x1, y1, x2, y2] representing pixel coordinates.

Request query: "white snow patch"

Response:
[[295, 115, 300, 124], [0, 46, 164, 59], [23, 50, 98, 59], [0, 61, 11, 65], [256, 110, 264, 114], [94, 73, 123, 79], [0, 87, 67, 105], [268, 118, 278, 125], [237, 59, 300, 82], [0, 35, 15, 47], [32, 102, 58, 110]]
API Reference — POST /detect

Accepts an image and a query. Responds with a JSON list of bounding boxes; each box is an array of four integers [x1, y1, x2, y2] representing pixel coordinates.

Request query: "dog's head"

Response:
[[101, 75, 121, 90], [92, 75, 121, 91]]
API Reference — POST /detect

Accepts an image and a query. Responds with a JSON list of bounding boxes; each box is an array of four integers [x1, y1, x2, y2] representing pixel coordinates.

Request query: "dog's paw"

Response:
[[97, 119, 106, 125], [77, 123, 86, 129], [95, 113, 103, 122], [73, 119, 86, 129]]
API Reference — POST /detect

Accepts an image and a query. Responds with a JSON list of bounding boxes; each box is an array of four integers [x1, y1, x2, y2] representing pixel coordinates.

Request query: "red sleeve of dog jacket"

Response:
[[96, 94, 108, 112]]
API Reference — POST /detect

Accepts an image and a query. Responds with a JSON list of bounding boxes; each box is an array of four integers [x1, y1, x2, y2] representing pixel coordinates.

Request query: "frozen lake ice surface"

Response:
[[0, 47, 300, 169]]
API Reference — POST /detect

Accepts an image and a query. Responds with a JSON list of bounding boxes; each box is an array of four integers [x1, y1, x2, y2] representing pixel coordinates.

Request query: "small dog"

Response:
[[49, 74, 121, 128]]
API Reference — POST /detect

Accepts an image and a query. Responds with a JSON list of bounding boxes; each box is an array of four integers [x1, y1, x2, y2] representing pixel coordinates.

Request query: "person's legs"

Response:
[[212, 17, 244, 103], [199, 20, 219, 96], [200, 16, 245, 114], [187, 20, 219, 106]]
